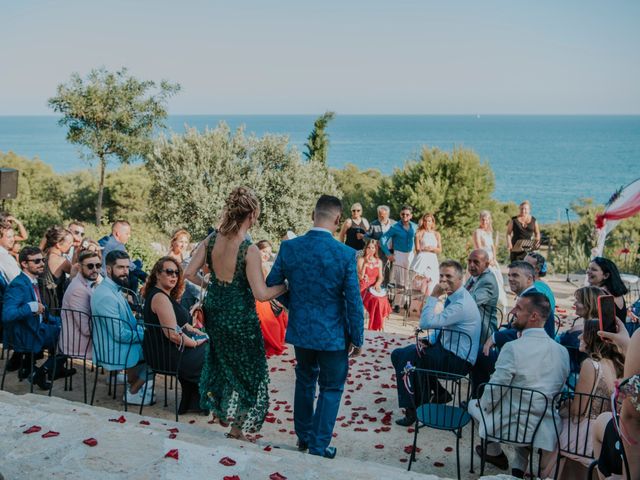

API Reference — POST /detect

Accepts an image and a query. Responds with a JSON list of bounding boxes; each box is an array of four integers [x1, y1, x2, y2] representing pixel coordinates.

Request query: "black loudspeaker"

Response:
[[0, 168, 18, 199]]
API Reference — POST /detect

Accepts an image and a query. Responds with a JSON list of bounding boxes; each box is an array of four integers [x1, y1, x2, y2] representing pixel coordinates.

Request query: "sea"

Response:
[[1, 115, 639, 224]]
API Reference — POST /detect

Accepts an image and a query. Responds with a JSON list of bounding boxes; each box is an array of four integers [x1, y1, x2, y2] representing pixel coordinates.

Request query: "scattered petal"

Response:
[[444, 446, 453, 452], [83, 438, 98, 447], [375, 444, 385, 449], [23, 425, 42, 434], [434, 462, 445, 467], [264, 445, 272, 452], [167, 427, 179, 434], [139, 420, 150, 425], [269, 474, 287, 480], [165, 449, 179, 460], [219, 457, 237, 467], [109, 415, 126, 423], [41, 431, 60, 438], [223, 477, 240, 480], [169, 433, 177, 439]]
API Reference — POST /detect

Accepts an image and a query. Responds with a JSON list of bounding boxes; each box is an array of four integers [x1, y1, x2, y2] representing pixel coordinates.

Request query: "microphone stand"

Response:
[[565, 208, 578, 286]]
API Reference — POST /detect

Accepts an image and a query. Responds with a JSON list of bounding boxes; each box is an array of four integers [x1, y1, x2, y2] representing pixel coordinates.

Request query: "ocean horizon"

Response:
[[1, 114, 639, 224]]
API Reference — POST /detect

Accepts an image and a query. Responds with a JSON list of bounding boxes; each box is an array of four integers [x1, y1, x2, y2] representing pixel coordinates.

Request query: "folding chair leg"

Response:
[[48, 352, 58, 397], [82, 360, 87, 404], [407, 421, 419, 471], [455, 432, 461, 480], [587, 460, 598, 479], [469, 420, 474, 473], [29, 353, 34, 394], [90, 368, 99, 405], [480, 438, 486, 476], [164, 376, 168, 407], [174, 376, 179, 422], [0, 353, 8, 390]]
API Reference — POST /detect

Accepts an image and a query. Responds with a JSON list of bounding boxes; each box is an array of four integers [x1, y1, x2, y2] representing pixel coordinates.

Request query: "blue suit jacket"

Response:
[[266, 229, 364, 351], [2, 272, 58, 352]]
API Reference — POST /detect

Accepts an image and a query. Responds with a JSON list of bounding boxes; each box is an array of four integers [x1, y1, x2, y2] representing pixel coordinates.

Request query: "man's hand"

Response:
[[431, 283, 445, 298], [597, 318, 630, 355], [356, 232, 364, 240], [37, 303, 45, 314], [482, 336, 495, 356], [387, 255, 395, 263], [348, 343, 361, 357]]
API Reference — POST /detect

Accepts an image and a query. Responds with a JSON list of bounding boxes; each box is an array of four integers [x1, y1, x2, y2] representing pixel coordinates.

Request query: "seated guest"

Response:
[[2, 246, 66, 390], [101, 220, 131, 273], [255, 240, 288, 356], [541, 319, 624, 478], [469, 292, 570, 478], [558, 286, 605, 374], [141, 256, 207, 414], [524, 251, 556, 322], [91, 250, 151, 406], [357, 239, 391, 331], [38, 226, 74, 311], [392, 260, 481, 426], [60, 250, 102, 359], [587, 256, 629, 323]]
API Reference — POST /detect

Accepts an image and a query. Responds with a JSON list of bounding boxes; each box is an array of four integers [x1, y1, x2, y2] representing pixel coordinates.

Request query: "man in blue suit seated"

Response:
[[91, 250, 151, 406], [266, 195, 364, 460], [2, 246, 61, 390], [392, 260, 481, 426]]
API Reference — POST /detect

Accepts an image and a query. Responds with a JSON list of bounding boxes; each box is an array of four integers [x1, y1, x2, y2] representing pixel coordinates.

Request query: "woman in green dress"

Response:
[[185, 186, 287, 440]]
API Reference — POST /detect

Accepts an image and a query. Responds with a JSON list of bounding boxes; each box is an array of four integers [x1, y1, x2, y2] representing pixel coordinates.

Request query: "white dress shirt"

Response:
[[0, 246, 21, 282]]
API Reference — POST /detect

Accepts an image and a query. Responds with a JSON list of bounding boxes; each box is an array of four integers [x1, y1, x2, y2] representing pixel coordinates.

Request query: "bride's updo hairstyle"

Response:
[[218, 186, 260, 236]]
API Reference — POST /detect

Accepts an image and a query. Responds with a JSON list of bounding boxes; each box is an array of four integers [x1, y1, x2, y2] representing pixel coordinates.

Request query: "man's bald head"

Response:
[[467, 249, 490, 277]]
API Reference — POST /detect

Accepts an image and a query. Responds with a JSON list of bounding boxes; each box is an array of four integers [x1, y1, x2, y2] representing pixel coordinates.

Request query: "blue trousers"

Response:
[[294, 346, 348, 455]]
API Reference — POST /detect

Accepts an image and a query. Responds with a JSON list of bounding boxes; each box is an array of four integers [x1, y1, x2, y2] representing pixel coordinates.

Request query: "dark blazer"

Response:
[[2, 272, 57, 352], [266, 229, 364, 351]]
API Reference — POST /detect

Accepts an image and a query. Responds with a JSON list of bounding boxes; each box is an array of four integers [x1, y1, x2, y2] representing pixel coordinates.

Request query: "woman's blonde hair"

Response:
[[575, 285, 607, 320], [170, 229, 190, 248], [218, 186, 260, 237], [479, 210, 493, 231], [418, 213, 436, 232]]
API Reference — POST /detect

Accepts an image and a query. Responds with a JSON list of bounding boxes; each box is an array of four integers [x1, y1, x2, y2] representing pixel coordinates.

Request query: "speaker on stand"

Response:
[[0, 168, 19, 211]]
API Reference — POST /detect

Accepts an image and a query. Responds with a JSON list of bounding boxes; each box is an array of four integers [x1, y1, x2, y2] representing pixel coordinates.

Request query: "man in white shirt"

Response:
[[468, 291, 569, 478], [0, 221, 21, 282]]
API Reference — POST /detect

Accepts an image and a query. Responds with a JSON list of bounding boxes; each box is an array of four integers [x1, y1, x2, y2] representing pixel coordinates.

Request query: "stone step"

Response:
[[0, 391, 444, 480]]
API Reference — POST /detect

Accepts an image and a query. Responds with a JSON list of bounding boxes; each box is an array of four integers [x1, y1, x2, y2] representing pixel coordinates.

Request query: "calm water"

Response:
[[1, 115, 639, 224]]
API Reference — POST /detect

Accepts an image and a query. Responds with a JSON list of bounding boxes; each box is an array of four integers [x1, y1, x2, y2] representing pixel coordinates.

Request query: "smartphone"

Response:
[[192, 334, 209, 342], [597, 295, 617, 334]]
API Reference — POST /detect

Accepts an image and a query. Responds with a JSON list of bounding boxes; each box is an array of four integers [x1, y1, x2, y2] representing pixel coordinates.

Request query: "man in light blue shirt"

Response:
[[380, 206, 417, 312], [392, 259, 481, 426]]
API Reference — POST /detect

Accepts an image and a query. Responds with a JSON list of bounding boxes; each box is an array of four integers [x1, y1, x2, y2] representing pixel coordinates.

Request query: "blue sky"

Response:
[[1, 0, 639, 114]]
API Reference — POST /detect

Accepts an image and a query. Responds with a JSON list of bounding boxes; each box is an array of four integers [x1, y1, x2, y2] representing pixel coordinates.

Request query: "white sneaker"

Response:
[[123, 382, 155, 406]]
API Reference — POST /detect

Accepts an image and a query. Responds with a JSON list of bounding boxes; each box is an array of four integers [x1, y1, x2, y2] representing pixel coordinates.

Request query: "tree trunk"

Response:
[[95, 155, 106, 226]]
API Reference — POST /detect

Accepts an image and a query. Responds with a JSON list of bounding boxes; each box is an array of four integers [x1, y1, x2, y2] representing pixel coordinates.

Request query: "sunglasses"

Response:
[[161, 268, 180, 277], [72, 230, 85, 237], [83, 262, 101, 270], [27, 258, 44, 264]]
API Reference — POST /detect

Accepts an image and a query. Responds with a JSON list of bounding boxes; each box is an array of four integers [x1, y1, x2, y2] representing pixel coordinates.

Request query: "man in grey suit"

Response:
[[468, 292, 569, 478]]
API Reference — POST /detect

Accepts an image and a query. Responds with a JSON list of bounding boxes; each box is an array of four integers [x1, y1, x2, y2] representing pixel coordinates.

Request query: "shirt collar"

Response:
[[103, 276, 122, 291], [448, 286, 465, 300], [519, 285, 535, 296], [521, 327, 546, 337], [310, 227, 332, 235]]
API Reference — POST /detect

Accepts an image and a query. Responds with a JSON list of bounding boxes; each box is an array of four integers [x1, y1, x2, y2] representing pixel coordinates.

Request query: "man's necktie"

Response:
[[32, 283, 43, 323], [466, 278, 475, 291]]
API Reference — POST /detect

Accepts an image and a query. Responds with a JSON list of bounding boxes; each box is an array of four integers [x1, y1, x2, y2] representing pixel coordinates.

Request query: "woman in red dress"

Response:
[[255, 240, 288, 356], [357, 239, 391, 331]]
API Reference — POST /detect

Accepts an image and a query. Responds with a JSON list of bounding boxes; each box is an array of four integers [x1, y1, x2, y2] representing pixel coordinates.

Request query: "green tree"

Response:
[[304, 111, 335, 165], [48, 67, 180, 225], [331, 163, 384, 221], [147, 123, 339, 243]]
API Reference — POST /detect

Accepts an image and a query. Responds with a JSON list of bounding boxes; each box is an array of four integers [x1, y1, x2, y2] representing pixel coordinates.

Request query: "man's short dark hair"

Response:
[[508, 260, 535, 278], [440, 259, 464, 277], [400, 205, 412, 212], [19, 246, 42, 265], [78, 250, 101, 264], [111, 220, 130, 232], [314, 195, 342, 221], [105, 249, 129, 267], [521, 291, 551, 320], [0, 220, 12, 237]]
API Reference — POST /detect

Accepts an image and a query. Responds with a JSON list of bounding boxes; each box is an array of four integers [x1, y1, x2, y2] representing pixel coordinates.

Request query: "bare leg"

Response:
[[126, 368, 145, 394]]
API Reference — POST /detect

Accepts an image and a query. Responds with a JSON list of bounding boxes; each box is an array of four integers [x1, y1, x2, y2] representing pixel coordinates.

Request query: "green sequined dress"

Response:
[[199, 232, 269, 432]]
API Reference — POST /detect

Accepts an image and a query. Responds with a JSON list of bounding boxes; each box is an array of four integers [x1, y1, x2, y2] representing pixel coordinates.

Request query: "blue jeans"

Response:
[[294, 346, 348, 455]]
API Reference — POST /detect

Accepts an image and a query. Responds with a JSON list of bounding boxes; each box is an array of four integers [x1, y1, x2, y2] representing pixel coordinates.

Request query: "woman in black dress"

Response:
[[141, 256, 207, 414], [587, 256, 629, 323], [507, 200, 541, 261], [339, 202, 370, 251]]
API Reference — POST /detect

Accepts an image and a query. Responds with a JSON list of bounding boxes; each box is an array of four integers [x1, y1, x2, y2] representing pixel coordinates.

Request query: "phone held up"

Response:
[[597, 295, 617, 334]]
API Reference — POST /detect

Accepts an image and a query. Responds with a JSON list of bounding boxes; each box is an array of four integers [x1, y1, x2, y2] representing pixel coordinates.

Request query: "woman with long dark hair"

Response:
[[39, 226, 73, 310], [587, 256, 629, 323]]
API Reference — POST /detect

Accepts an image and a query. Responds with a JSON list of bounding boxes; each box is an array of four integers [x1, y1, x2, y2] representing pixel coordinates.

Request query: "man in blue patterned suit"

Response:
[[267, 195, 364, 459]]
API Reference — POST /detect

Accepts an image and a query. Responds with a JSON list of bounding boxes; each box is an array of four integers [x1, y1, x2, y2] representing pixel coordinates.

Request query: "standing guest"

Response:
[[61, 250, 102, 359], [141, 256, 207, 414], [91, 250, 151, 406], [339, 202, 370, 251], [541, 319, 623, 477], [0, 212, 29, 242], [185, 186, 286, 441], [410, 213, 441, 295], [506, 201, 541, 262], [101, 220, 131, 273], [392, 260, 481, 426], [2, 247, 63, 390], [469, 292, 569, 478], [524, 252, 556, 323], [0, 220, 21, 282], [587, 256, 629, 323], [66, 221, 85, 262], [364, 205, 396, 281], [266, 194, 364, 459], [358, 239, 391, 331], [255, 240, 288, 356], [39, 226, 73, 312], [167, 229, 191, 263], [473, 210, 508, 311], [380, 206, 418, 313]]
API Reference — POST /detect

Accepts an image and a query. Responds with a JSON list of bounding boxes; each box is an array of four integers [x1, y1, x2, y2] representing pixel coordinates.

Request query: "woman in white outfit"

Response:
[[473, 210, 508, 315], [410, 213, 441, 295]]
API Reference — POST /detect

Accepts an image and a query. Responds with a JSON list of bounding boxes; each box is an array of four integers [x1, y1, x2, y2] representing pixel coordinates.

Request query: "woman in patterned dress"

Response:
[[185, 186, 287, 440]]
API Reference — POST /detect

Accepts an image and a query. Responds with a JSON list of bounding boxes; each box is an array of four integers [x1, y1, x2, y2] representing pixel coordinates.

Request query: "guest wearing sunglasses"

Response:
[[141, 256, 207, 414], [61, 251, 102, 359], [339, 202, 370, 251]]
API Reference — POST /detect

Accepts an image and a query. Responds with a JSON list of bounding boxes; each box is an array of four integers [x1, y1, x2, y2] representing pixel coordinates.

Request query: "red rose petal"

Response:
[[269, 473, 287, 480], [223, 477, 240, 480], [42, 431, 59, 438], [399, 458, 408, 463], [168, 433, 177, 439], [374, 397, 387, 404], [219, 457, 237, 466], [444, 446, 453, 452], [188, 420, 195, 424], [23, 425, 42, 434], [375, 444, 384, 449], [83, 438, 98, 447], [139, 420, 150, 425], [265, 417, 276, 423], [167, 427, 179, 433], [109, 415, 126, 423], [263, 445, 272, 452], [404, 445, 422, 454], [434, 462, 445, 467], [165, 449, 179, 460]]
